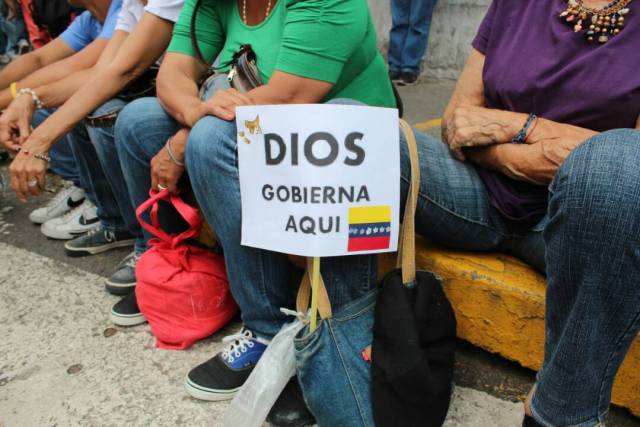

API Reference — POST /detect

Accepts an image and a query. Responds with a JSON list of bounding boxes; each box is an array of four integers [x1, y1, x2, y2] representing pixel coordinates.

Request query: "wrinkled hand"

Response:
[[443, 105, 521, 161], [0, 94, 36, 152], [151, 128, 189, 194], [202, 88, 253, 121], [9, 134, 50, 202]]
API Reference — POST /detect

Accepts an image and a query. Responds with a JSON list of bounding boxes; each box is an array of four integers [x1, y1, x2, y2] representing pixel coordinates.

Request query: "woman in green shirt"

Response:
[[113, 0, 395, 422]]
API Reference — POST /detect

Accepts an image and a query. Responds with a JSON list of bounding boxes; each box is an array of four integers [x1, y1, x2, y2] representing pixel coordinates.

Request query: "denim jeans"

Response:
[[395, 130, 640, 427], [388, 0, 438, 74], [33, 108, 81, 188], [190, 102, 637, 425], [115, 75, 236, 253], [183, 98, 377, 339], [0, 14, 26, 55], [79, 99, 144, 241]]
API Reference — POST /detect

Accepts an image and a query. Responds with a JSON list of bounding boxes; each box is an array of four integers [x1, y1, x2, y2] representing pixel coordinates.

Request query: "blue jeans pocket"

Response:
[[294, 290, 378, 427]]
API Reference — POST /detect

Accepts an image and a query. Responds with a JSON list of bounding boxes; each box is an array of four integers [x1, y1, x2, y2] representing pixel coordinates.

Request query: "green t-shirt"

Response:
[[168, 0, 396, 107]]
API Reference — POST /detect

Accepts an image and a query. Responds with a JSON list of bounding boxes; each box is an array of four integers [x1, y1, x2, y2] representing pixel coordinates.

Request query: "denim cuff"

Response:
[[530, 391, 608, 427]]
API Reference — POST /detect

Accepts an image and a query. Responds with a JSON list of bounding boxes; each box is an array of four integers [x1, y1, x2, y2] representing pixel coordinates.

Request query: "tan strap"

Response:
[[296, 258, 333, 319], [398, 119, 420, 285], [295, 119, 420, 317]]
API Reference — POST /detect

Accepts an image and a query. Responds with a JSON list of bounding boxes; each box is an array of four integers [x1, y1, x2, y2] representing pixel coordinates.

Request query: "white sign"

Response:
[[236, 104, 400, 257]]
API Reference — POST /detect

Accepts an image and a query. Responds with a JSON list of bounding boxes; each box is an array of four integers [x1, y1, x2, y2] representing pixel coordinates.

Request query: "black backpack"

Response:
[[30, 0, 83, 38]]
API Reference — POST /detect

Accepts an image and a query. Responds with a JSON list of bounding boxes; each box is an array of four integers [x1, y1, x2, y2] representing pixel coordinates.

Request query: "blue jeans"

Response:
[[182, 98, 377, 338], [66, 101, 131, 232], [77, 99, 144, 241], [0, 14, 26, 55], [388, 0, 438, 74], [189, 106, 638, 426], [33, 108, 81, 187], [114, 75, 231, 253], [395, 130, 640, 427], [115, 98, 190, 253]]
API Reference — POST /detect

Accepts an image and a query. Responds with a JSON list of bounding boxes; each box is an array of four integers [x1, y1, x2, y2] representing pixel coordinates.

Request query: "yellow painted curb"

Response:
[[381, 237, 639, 416], [414, 118, 442, 131]]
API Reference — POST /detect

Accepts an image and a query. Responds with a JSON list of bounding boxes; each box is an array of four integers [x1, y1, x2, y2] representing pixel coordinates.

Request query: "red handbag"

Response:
[[135, 189, 238, 350]]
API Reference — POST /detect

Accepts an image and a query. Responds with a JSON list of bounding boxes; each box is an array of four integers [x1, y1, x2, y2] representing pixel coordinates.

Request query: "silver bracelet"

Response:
[[165, 138, 185, 166], [34, 153, 50, 162], [16, 88, 43, 109]]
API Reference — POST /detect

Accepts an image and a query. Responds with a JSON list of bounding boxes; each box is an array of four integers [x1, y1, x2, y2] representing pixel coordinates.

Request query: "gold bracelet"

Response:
[[10, 82, 17, 99]]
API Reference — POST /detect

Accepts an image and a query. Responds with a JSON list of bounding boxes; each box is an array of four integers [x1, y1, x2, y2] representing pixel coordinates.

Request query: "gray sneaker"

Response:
[[105, 252, 139, 295], [65, 226, 135, 257]]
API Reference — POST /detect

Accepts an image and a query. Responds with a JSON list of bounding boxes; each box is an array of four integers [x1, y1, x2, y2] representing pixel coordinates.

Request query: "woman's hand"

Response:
[[0, 94, 37, 151], [443, 105, 525, 161], [8, 135, 50, 202], [150, 128, 189, 194], [202, 88, 253, 121]]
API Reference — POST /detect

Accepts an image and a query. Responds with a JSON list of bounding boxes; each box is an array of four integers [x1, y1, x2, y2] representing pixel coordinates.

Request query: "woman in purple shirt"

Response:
[[403, 0, 640, 425]]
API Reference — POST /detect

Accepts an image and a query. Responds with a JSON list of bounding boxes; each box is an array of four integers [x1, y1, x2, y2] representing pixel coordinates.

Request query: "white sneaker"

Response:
[[29, 180, 85, 224], [40, 200, 99, 240]]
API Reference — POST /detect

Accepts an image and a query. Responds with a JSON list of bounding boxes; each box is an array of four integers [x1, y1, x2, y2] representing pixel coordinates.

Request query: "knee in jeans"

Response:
[[114, 98, 160, 152], [551, 129, 640, 227], [115, 98, 160, 139], [186, 116, 236, 173]]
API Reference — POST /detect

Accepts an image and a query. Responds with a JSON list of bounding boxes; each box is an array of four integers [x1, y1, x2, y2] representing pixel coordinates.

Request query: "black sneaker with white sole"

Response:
[[64, 227, 136, 257], [105, 252, 139, 295], [110, 292, 146, 326], [185, 328, 268, 401]]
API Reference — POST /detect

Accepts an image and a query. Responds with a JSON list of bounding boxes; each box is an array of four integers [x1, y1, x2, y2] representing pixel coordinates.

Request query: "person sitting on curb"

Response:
[[1, 0, 183, 318], [0, 0, 122, 239], [421, 0, 639, 425], [113, 0, 395, 424], [126, 0, 639, 425]]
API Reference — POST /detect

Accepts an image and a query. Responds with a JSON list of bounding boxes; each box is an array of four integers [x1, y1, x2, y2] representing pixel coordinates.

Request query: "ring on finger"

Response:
[[27, 179, 38, 188], [157, 184, 167, 191]]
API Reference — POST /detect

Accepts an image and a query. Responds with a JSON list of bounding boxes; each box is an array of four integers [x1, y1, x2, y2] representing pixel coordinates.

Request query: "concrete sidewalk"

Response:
[[0, 242, 523, 426]]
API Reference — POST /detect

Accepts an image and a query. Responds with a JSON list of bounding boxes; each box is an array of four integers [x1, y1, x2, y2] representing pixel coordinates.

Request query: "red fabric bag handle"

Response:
[[136, 189, 203, 246]]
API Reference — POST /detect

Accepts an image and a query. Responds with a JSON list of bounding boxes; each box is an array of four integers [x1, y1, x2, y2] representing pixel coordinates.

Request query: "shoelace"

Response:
[[221, 329, 256, 363], [45, 181, 77, 211], [125, 253, 140, 269]]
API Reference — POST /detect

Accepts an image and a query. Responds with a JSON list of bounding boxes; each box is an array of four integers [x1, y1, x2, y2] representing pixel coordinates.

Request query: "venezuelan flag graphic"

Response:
[[348, 206, 392, 252]]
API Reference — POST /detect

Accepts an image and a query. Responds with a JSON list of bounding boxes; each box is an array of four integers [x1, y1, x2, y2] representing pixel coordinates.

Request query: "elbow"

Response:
[[24, 51, 44, 70], [113, 63, 148, 87]]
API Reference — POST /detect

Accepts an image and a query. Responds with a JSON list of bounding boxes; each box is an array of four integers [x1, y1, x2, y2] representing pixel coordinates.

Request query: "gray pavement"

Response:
[[0, 242, 525, 426], [0, 79, 638, 426]]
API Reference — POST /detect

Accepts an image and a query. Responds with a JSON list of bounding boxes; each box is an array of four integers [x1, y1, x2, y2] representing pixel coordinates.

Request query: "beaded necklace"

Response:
[[560, 0, 632, 43], [242, 0, 273, 24]]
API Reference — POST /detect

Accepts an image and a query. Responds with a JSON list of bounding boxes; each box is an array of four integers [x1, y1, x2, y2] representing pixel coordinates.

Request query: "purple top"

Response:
[[472, 0, 640, 223]]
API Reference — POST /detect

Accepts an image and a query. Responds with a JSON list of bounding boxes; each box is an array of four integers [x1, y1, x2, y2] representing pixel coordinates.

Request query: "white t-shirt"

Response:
[[115, 0, 183, 33]]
